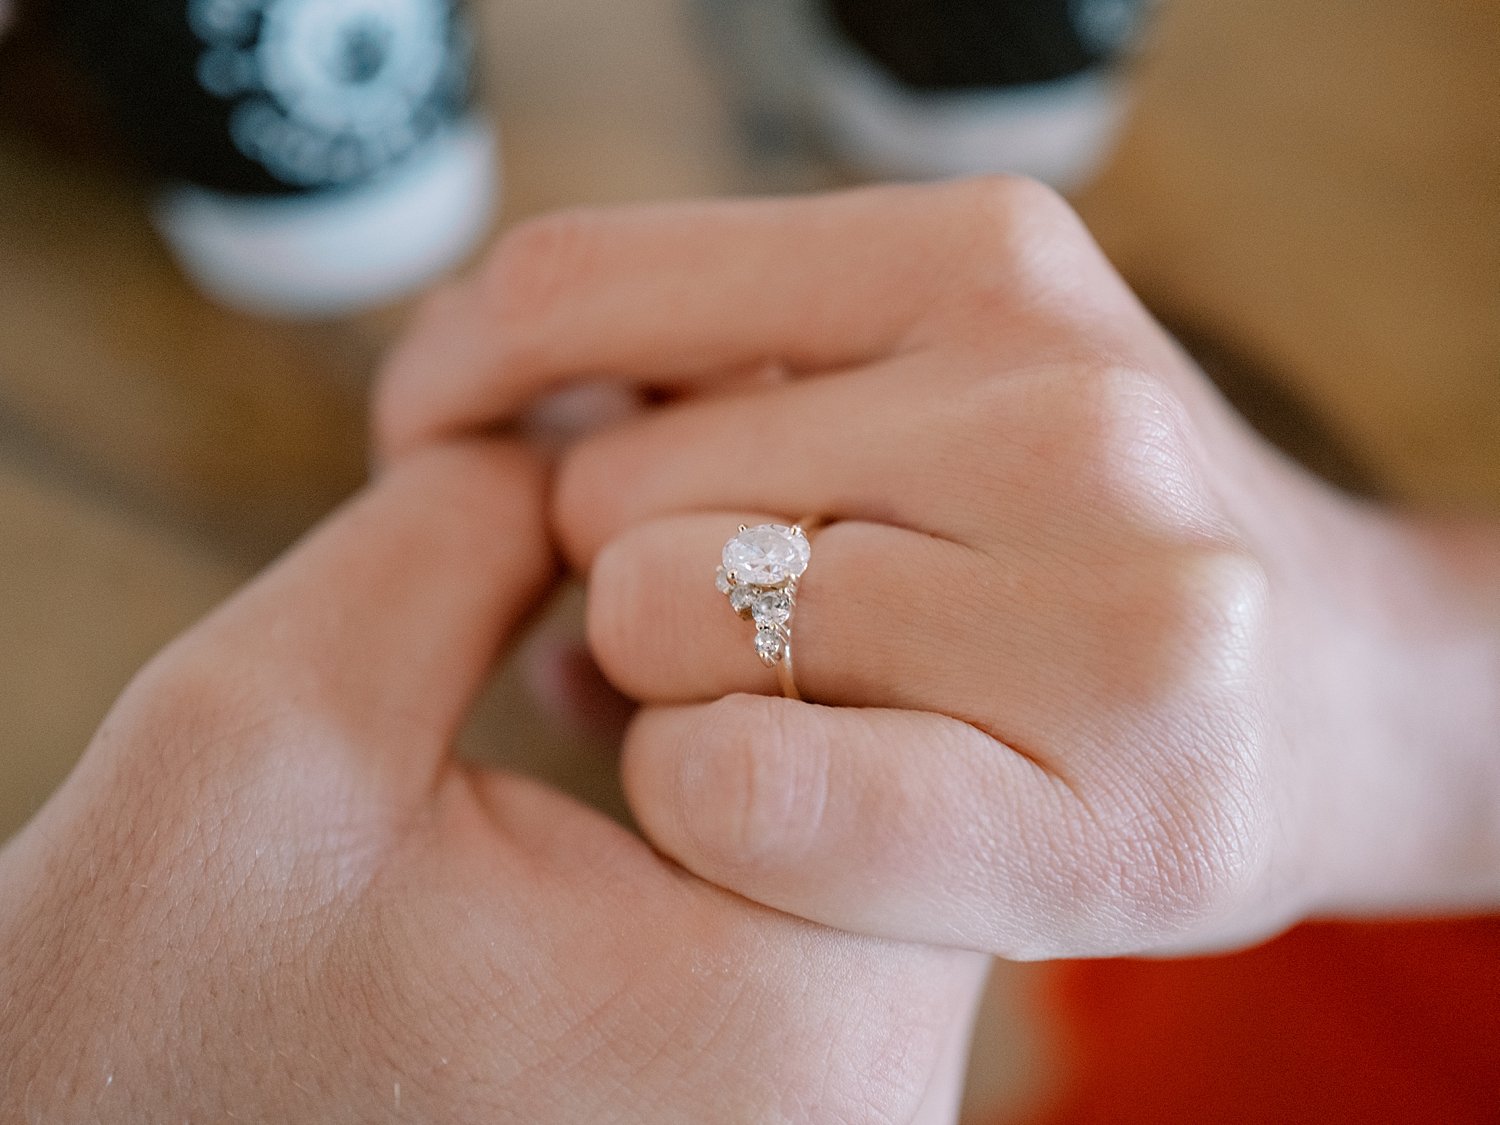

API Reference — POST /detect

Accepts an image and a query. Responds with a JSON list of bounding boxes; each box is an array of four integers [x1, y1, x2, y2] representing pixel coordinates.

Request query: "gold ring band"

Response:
[[776, 645, 800, 702]]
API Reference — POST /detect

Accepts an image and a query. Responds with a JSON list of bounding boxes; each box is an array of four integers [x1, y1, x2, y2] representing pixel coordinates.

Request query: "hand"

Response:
[[0, 442, 984, 1122], [377, 179, 1500, 960]]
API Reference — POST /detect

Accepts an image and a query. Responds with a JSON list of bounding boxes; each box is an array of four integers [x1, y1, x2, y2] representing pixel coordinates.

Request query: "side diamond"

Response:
[[754, 627, 784, 664], [751, 590, 792, 626]]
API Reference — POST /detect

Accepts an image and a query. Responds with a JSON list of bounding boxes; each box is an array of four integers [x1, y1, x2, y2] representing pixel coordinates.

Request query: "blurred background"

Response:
[[0, 0, 1495, 1116]]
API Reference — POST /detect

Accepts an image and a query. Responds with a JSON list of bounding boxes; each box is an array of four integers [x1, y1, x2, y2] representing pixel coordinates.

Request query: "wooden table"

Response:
[[1, 0, 1495, 1116]]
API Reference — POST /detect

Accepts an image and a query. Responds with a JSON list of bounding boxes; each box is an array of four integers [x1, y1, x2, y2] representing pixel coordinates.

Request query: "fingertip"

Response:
[[372, 280, 487, 463]]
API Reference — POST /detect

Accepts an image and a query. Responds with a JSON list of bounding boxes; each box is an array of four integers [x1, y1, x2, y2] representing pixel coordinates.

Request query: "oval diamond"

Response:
[[722, 524, 810, 587]]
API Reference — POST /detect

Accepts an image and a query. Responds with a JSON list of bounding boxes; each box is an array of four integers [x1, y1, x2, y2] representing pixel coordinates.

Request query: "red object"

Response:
[[1026, 920, 1500, 1124]]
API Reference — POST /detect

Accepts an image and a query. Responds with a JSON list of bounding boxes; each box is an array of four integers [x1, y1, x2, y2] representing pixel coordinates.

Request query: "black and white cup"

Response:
[[57, 0, 497, 316]]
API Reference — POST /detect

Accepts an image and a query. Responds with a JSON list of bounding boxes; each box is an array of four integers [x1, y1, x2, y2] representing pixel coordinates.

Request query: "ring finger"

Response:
[[586, 510, 1110, 759]]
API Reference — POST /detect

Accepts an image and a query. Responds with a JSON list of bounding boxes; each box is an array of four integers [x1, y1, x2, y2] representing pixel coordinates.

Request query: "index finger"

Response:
[[373, 177, 1106, 460]]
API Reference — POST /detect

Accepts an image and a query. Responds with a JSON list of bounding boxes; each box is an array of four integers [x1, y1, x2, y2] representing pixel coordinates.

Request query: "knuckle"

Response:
[[943, 175, 1091, 293], [950, 173, 1078, 249], [94, 644, 292, 838], [114, 645, 267, 762], [1050, 364, 1209, 520], [932, 176, 1131, 342], [1115, 543, 1270, 705], [1066, 363, 1180, 464], [1026, 365, 1271, 668], [1157, 544, 1271, 673], [1098, 551, 1274, 940], [1042, 541, 1274, 950], [1133, 766, 1272, 939], [1063, 748, 1272, 949], [980, 363, 1206, 525]]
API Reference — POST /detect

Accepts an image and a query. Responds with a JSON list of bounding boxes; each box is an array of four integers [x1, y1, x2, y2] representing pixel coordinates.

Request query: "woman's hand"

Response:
[[0, 441, 984, 1123], [377, 179, 1500, 961]]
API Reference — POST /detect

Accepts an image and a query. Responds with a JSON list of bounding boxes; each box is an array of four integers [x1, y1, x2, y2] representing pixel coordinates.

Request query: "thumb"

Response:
[[95, 441, 556, 801], [622, 694, 1134, 959]]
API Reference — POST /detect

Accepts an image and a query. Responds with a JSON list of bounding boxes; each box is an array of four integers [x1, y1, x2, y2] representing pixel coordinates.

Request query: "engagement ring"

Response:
[[716, 523, 814, 700]]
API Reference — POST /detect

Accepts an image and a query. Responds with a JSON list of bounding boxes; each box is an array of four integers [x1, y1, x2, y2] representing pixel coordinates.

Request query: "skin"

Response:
[[377, 177, 1500, 961], [0, 442, 985, 1123]]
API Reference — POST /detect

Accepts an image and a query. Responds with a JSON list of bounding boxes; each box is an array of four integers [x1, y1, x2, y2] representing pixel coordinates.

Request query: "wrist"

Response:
[[1294, 508, 1500, 919], [1391, 520, 1500, 905]]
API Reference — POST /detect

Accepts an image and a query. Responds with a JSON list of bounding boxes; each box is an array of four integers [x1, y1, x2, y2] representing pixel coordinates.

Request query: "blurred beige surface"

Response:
[[1080, 0, 1500, 512], [0, 451, 238, 832], [1, 0, 1496, 1119]]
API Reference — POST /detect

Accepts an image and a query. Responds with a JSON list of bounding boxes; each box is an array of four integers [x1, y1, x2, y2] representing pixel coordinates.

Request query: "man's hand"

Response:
[[0, 441, 984, 1123], [376, 179, 1500, 961]]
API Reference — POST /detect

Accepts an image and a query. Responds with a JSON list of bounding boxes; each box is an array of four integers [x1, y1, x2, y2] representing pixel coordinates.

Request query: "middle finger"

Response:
[[553, 357, 994, 568]]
